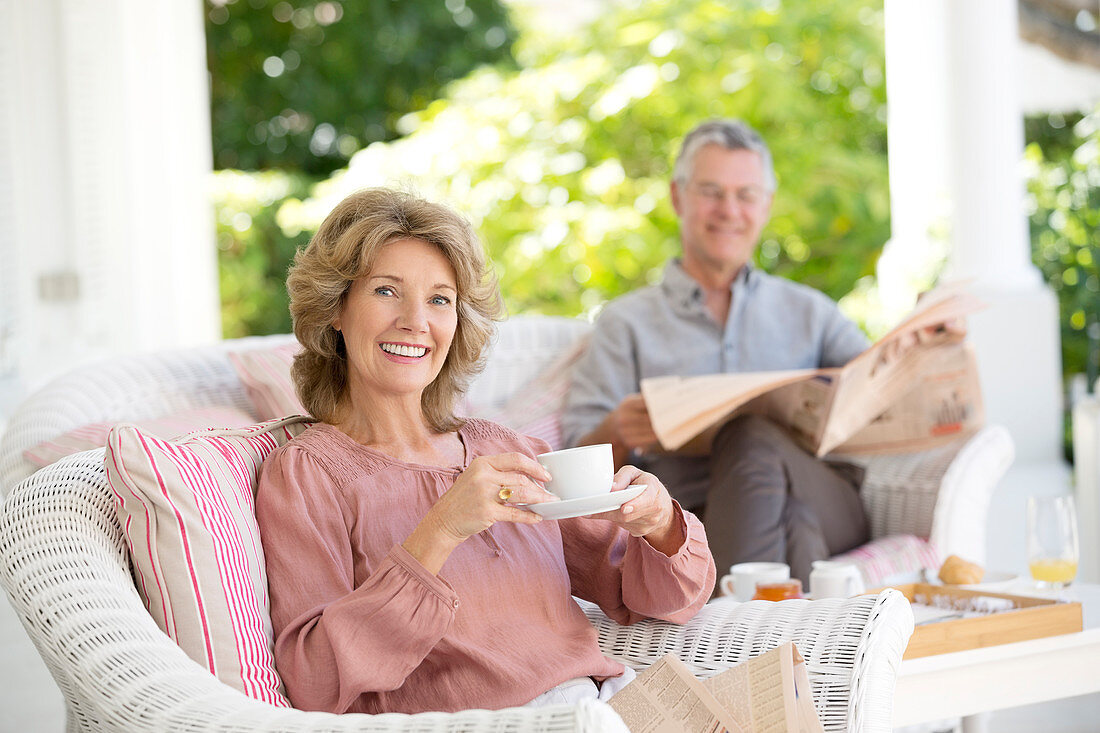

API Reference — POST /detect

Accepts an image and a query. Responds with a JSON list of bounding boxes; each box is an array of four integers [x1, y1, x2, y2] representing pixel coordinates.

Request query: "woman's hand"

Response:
[[431, 453, 558, 540], [404, 453, 557, 573], [590, 466, 684, 556]]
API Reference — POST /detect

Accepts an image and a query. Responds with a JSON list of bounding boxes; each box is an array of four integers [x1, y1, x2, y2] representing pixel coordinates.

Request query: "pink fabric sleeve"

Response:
[[560, 501, 715, 625], [255, 446, 458, 713]]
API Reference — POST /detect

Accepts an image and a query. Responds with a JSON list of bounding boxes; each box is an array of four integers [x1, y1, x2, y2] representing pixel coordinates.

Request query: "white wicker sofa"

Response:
[[1, 316, 1015, 575], [0, 314, 1012, 732]]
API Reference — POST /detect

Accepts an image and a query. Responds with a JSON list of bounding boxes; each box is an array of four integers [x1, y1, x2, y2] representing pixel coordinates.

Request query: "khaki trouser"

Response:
[[645, 414, 869, 585]]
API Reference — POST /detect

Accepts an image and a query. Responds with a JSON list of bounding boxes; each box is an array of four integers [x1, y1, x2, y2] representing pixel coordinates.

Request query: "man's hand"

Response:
[[922, 317, 967, 340], [577, 393, 660, 468], [878, 317, 968, 371], [608, 394, 659, 454], [914, 289, 968, 342]]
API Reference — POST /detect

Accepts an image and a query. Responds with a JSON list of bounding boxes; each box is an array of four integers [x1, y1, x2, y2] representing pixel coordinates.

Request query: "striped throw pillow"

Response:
[[105, 415, 312, 706], [831, 534, 941, 588]]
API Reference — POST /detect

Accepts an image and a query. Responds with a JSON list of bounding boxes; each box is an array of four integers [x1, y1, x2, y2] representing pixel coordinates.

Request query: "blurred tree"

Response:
[[1026, 106, 1100, 386], [212, 171, 313, 337], [211, 0, 1100, 418], [205, 0, 517, 175], [279, 0, 890, 321]]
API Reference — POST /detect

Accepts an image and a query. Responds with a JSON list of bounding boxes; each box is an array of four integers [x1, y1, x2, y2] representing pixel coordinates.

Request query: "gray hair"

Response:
[[672, 119, 777, 192]]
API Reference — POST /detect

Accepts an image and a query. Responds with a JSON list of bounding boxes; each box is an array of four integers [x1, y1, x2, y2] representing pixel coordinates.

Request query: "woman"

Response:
[[255, 188, 715, 715]]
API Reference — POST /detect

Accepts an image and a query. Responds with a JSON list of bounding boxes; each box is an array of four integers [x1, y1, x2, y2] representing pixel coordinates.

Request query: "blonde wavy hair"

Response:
[[287, 188, 504, 432]]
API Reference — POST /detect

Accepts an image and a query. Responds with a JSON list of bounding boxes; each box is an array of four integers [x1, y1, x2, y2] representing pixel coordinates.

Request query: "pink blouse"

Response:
[[255, 418, 715, 714]]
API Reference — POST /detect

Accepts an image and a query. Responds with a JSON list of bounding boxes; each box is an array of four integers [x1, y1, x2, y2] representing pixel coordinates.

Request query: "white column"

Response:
[[942, 0, 1063, 464], [944, 1, 1040, 290], [1072, 400, 1100, 582], [0, 0, 219, 419], [884, 0, 1064, 464], [879, 0, 952, 315]]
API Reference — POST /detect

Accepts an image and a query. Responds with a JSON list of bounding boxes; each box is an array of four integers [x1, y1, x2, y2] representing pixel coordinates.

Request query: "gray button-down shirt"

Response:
[[561, 259, 869, 503]]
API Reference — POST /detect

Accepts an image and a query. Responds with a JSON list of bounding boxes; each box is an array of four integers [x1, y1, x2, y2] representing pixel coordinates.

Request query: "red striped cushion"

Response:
[[105, 416, 312, 705], [831, 534, 941, 588]]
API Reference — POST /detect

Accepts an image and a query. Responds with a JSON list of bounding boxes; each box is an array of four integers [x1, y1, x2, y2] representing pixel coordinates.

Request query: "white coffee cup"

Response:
[[536, 444, 614, 500], [719, 562, 791, 601], [809, 560, 863, 599]]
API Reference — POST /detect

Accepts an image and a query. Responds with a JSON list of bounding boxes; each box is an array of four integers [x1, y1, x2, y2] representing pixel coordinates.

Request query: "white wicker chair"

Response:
[[1, 314, 1012, 731], [0, 332, 294, 496]]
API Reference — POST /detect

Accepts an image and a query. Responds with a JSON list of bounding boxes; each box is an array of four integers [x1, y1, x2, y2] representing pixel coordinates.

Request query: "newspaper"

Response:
[[608, 643, 823, 733], [639, 281, 986, 457]]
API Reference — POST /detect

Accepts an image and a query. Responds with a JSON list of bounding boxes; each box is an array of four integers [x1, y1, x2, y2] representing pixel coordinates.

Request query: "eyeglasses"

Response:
[[690, 183, 770, 207]]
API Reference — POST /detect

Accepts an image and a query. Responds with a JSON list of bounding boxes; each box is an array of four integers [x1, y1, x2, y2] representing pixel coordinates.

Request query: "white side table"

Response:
[[893, 580, 1100, 729]]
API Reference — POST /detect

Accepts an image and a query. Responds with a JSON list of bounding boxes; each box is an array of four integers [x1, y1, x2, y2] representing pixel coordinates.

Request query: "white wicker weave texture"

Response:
[[0, 448, 913, 733], [464, 315, 593, 412]]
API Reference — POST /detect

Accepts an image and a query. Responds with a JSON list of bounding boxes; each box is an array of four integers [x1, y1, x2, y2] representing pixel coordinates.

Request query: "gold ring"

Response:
[[497, 487, 513, 502]]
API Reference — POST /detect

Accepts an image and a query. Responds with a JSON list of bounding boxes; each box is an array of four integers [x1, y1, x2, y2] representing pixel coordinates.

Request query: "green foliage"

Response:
[[205, 0, 517, 175], [1026, 106, 1100, 385], [213, 170, 315, 337], [213, 0, 890, 335], [276, 0, 890, 322]]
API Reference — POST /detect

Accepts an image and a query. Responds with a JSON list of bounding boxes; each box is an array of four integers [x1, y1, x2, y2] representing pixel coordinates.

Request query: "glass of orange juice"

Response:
[[1027, 495, 1079, 589]]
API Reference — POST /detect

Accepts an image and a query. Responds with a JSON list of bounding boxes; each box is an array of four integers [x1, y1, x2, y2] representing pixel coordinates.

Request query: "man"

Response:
[[561, 119, 871, 584]]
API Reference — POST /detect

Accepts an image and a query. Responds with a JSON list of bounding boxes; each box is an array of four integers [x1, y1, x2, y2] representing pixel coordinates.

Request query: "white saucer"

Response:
[[522, 485, 647, 520]]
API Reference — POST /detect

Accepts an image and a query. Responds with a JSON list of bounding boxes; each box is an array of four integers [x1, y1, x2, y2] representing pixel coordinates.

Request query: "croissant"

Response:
[[938, 554, 984, 585]]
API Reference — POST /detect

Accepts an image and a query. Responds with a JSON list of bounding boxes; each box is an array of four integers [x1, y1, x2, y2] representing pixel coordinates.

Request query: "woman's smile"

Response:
[[379, 342, 430, 360]]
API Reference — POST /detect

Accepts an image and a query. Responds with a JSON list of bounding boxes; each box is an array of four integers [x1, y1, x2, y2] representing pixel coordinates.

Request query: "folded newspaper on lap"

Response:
[[608, 642, 823, 733], [640, 281, 986, 457]]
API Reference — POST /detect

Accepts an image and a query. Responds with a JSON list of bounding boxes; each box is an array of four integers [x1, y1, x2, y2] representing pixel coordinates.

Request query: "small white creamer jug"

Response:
[[809, 560, 863, 599]]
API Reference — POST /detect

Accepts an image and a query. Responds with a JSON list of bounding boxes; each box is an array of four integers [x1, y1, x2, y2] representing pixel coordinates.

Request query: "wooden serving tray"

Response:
[[876, 583, 1083, 659]]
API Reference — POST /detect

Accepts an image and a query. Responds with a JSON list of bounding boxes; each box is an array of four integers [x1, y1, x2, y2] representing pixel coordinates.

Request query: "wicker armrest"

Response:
[[0, 452, 624, 733], [581, 591, 913, 733], [843, 425, 1014, 561]]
